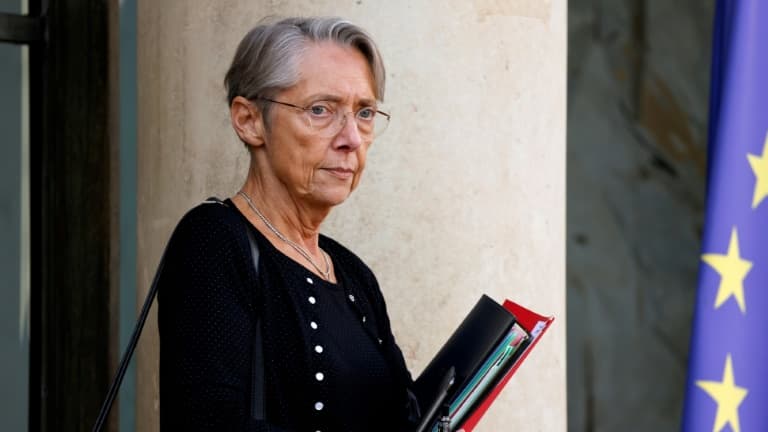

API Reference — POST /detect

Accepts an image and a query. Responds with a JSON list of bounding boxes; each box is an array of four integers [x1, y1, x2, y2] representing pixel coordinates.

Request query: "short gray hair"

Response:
[[224, 17, 386, 120]]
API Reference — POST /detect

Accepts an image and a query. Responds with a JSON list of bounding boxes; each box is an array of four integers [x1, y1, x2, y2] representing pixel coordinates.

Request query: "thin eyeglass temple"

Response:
[[260, 98, 304, 111], [260, 97, 386, 114]]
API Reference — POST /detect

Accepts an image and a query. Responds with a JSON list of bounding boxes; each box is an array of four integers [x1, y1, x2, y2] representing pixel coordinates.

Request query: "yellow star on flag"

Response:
[[696, 354, 748, 432], [747, 131, 768, 209], [701, 228, 753, 314]]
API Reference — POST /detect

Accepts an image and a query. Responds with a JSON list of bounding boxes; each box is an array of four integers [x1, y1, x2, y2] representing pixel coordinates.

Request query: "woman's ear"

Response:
[[230, 96, 266, 147]]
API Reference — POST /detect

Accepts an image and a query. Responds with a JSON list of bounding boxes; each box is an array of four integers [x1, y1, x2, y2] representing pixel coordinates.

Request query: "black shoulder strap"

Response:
[[245, 227, 265, 421], [92, 197, 265, 431], [92, 219, 174, 432]]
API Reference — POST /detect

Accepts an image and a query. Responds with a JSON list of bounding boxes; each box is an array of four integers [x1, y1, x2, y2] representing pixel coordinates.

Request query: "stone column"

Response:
[[137, 1, 566, 431]]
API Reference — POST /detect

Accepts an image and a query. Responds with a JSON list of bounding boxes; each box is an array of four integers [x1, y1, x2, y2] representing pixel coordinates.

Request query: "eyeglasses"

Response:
[[258, 98, 390, 139]]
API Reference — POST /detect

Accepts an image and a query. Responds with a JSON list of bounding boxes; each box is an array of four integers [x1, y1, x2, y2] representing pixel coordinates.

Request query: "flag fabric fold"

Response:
[[682, 1, 768, 431]]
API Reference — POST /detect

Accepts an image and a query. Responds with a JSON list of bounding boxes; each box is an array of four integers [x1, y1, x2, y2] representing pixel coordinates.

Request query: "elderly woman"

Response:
[[157, 17, 419, 432]]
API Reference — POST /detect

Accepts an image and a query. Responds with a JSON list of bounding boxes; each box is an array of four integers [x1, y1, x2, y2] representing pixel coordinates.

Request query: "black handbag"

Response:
[[92, 198, 264, 431]]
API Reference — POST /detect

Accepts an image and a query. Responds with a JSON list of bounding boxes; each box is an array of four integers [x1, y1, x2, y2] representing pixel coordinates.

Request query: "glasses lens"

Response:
[[372, 112, 390, 138], [306, 113, 335, 135], [307, 109, 390, 139]]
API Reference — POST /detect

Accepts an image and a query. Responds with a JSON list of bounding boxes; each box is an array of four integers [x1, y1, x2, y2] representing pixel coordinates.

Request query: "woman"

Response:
[[157, 17, 419, 431]]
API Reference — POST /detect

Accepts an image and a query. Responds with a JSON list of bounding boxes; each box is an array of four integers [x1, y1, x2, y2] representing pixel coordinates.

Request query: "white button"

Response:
[[348, 294, 355, 302], [308, 296, 316, 304], [306, 277, 314, 284], [378, 338, 383, 345], [315, 345, 324, 353], [315, 372, 324, 381], [310, 321, 318, 330], [362, 316, 367, 323], [314, 401, 324, 411]]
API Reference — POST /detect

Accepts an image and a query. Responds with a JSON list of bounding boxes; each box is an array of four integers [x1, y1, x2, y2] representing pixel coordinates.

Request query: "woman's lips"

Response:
[[324, 167, 355, 179]]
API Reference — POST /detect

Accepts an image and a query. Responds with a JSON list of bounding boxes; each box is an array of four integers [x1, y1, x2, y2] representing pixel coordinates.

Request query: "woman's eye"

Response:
[[309, 105, 331, 116], [357, 108, 375, 120]]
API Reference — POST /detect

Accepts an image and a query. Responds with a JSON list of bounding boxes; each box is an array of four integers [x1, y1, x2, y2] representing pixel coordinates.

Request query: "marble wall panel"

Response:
[[567, 0, 713, 430]]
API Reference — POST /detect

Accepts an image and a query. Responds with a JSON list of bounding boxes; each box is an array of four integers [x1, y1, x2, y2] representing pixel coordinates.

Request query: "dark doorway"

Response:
[[1, 1, 119, 431]]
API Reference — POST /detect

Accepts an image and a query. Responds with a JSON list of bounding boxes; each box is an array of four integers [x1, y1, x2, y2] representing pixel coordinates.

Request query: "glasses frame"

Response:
[[257, 97, 391, 138]]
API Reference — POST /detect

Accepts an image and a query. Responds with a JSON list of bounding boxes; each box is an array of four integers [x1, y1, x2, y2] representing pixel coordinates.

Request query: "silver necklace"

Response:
[[238, 191, 331, 280]]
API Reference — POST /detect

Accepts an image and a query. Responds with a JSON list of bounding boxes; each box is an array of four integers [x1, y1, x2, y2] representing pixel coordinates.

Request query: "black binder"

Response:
[[413, 295, 519, 431]]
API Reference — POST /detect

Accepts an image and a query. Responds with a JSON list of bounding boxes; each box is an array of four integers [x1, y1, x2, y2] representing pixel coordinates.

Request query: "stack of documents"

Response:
[[412, 295, 553, 432]]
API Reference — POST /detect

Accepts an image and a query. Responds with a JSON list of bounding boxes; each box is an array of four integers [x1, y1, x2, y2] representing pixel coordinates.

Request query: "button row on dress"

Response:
[[306, 278, 325, 427]]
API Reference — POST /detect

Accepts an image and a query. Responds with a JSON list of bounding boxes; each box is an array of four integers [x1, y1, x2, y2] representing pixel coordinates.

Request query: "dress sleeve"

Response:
[[157, 205, 262, 431]]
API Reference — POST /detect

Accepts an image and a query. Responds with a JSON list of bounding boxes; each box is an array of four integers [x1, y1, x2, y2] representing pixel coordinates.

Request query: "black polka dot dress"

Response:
[[158, 199, 419, 431]]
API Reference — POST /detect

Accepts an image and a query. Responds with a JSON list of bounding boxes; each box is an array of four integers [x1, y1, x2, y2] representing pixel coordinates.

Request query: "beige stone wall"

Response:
[[137, 1, 566, 430]]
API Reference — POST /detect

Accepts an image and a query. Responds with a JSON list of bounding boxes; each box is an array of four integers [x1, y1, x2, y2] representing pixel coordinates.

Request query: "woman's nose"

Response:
[[332, 112, 363, 151]]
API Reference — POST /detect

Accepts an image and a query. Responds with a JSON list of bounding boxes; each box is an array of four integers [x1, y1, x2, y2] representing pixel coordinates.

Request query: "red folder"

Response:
[[456, 300, 555, 432]]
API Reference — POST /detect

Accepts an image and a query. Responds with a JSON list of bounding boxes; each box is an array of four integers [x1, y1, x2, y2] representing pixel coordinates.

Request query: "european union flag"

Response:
[[682, 1, 768, 431]]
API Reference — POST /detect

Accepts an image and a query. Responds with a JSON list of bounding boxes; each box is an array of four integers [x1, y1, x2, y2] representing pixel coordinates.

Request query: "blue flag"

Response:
[[682, 1, 768, 431]]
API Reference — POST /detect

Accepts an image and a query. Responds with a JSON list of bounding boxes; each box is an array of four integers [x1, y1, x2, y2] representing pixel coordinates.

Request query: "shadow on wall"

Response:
[[567, 0, 714, 430]]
